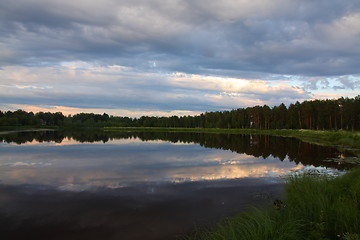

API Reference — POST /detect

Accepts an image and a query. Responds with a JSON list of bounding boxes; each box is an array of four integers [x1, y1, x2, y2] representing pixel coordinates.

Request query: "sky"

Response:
[[1, 0, 360, 117]]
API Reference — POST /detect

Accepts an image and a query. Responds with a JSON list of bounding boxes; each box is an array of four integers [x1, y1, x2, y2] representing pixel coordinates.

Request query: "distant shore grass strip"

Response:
[[182, 168, 360, 240], [104, 127, 360, 150]]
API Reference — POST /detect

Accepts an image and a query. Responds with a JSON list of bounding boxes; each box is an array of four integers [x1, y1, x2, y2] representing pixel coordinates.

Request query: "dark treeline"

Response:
[[0, 130, 355, 170], [1, 96, 360, 130]]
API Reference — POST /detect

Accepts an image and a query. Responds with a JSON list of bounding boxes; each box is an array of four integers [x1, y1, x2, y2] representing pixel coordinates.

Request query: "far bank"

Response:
[[105, 127, 360, 155]]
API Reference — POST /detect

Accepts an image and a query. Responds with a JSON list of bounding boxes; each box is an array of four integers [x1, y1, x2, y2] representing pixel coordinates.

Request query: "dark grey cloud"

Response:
[[1, 0, 360, 77]]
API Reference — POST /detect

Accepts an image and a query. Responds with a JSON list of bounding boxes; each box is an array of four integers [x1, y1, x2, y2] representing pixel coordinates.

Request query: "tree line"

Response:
[[1, 96, 359, 130]]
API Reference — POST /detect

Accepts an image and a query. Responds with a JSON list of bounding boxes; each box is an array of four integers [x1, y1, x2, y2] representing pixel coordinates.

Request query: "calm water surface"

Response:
[[0, 130, 354, 240]]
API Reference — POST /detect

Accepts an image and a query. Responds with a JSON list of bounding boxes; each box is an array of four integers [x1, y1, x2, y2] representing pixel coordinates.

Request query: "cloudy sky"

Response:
[[1, 0, 360, 117]]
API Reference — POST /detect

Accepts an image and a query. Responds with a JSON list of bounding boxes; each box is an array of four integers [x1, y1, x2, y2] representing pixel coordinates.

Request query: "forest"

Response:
[[1, 96, 360, 130]]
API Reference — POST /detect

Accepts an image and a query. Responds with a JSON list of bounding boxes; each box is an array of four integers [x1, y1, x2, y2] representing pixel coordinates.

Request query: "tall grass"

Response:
[[286, 170, 360, 239], [187, 208, 302, 240], [184, 168, 360, 240]]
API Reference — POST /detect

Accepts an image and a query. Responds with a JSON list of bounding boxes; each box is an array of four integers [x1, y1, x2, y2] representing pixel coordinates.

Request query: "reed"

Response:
[[184, 168, 360, 240]]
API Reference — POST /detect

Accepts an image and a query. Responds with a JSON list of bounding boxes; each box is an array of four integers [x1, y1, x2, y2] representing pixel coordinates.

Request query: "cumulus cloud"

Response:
[[0, 0, 360, 114]]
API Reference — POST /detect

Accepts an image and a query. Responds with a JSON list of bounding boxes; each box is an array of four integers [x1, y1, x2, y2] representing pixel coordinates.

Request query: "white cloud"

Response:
[[170, 72, 306, 97]]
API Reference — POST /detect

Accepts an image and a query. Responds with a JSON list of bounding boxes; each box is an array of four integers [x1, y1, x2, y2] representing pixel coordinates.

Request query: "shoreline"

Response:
[[3, 126, 360, 155], [104, 127, 360, 154]]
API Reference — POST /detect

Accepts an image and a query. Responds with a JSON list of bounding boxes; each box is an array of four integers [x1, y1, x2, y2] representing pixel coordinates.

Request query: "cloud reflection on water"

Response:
[[0, 137, 311, 191]]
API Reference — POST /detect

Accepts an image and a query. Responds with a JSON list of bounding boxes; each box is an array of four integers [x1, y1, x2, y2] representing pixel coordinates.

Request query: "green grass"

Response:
[[183, 168, 360, 240], [104, 127, 360, 152]]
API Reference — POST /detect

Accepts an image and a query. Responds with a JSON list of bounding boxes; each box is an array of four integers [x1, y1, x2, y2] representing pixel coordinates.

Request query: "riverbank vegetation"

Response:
[[184, 168, 360, 240], [104, 127, 360, 154], [1, 96, 360, 130]]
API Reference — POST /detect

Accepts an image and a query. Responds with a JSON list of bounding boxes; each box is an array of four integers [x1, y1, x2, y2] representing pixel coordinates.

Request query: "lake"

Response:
[[0, 130, 354, 240]]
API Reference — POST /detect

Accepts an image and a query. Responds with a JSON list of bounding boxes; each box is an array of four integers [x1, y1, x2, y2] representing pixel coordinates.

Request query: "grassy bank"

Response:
[[105, 127, 360, 151], [184, 168, 360, 240]]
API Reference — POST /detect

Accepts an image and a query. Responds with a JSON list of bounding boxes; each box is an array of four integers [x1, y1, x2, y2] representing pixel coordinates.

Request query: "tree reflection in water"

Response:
[[0, 130, 355, 170]]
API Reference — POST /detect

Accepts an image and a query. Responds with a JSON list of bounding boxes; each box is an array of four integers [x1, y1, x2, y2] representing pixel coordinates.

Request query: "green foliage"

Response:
[[285, 169, 360, 239], [1, 95, 360, 130], [184, 168, 360, 240], [185, 208, 302, 240]]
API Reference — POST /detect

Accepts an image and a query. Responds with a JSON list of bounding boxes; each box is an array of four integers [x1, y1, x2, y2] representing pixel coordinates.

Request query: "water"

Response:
[[0, 130, 355, 239]]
